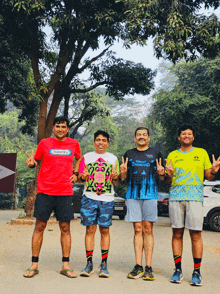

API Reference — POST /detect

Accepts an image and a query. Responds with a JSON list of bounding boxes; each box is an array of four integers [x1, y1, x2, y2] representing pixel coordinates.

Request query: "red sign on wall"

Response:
[[0, 153, 17, 193]]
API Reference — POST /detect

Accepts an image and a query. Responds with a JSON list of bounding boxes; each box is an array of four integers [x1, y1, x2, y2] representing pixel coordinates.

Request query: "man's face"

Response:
[[134, 129, 150, 147], [53, 122, 69, 141], [94, 134, 109, 153], [178, 129, 194, 146]]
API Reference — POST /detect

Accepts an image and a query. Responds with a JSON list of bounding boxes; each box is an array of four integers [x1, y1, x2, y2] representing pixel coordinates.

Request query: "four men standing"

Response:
[[24, 119, 220, 286]]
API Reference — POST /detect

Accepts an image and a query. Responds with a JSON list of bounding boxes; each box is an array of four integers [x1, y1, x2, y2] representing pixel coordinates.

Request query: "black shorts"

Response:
[[33, 193, 74, 222]]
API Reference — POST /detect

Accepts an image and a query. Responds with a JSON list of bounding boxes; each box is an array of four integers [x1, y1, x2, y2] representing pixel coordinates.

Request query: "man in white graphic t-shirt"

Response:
[[78, 130, 120, 278]]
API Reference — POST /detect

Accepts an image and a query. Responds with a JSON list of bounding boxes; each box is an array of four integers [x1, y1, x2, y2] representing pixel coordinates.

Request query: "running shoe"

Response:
[[127, 264, 144, 279], [99, 262, 109, 278], [80, 263, 94, 277], [191, 271, 202, 286], [170, 269, 183, 283], [143, 266, 155, 281]]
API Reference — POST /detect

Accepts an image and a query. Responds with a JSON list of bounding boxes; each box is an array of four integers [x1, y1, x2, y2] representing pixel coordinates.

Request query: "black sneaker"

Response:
[[127, 264, 144, 279], [143, 266, 155, 281]]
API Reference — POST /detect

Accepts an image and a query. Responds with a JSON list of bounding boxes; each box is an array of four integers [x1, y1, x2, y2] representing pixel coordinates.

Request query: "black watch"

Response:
[[73, 172, 79, 176]]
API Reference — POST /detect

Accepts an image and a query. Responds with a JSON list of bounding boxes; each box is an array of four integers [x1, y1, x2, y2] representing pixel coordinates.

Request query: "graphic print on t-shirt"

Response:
[[124, 148, 162, 200], [86, 158, 112, 196]]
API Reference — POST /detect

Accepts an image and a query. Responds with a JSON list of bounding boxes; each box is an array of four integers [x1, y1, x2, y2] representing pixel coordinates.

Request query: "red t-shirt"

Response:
[[34, 137, 81, 195]]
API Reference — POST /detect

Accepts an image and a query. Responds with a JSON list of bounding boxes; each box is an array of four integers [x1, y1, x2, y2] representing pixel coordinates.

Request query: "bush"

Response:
[[0, 193, 14, 209]]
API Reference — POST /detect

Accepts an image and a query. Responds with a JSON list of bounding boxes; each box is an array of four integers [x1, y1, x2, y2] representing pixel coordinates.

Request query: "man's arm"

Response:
[[70, 157, 82, 183], [111, 163, 120, 186]]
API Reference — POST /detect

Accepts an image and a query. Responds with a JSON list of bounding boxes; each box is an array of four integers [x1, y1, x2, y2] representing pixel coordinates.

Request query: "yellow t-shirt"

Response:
[[167, 147, 212, 202]]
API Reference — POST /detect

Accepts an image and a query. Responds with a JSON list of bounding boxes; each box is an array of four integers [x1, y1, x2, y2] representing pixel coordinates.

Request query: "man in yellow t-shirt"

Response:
[[157, 124, 220, 286]]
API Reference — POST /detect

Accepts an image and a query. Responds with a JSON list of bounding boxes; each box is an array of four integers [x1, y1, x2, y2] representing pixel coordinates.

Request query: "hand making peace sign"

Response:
[[81, 164, 90, 181], [211, 154, 220, 174], [25, 150, 36, 168], [165, 159, 174, 177], [120, 157, 128, 174], [156, 158, 165, 175], [111, 164, 119, 180]]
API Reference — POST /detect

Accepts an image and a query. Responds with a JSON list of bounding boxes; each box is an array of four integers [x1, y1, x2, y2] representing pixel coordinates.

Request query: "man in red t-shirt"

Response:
[[24, 117, 81, 278]]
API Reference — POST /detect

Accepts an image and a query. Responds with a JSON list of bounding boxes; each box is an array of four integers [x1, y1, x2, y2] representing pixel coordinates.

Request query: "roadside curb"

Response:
[[10, 218, 77, 225], [10, 218, 60, 225]]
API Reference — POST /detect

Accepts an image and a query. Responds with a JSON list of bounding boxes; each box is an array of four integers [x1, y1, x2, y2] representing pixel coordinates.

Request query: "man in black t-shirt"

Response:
[[120, 127, 164, 281]]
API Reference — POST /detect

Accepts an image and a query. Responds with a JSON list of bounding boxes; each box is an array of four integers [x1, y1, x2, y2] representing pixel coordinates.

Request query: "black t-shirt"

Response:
[[124, 147, 163, 199]]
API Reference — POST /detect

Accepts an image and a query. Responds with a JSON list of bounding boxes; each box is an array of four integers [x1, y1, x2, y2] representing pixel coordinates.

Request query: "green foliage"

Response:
[[121, 0, 220, 63], [0, 193, 14, 209], [0, 110, 37, 189], [149, 56, 220, 159]]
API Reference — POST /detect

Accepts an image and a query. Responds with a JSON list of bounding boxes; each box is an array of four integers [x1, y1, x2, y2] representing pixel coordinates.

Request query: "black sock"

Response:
[[174, 255, 182, 270], [101, 249, 109, 264], [194, 257, 202, 274], [86, 250, 93, 264]]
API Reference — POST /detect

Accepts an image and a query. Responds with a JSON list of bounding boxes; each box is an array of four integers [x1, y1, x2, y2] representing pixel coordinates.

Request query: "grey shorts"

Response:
[[169, 201, 203, 231], [125, 199, 157, 223]]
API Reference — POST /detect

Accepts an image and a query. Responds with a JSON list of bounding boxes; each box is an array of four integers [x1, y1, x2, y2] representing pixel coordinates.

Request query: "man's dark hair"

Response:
[[178, 124, 195, 136], [135, 127, 150, 136], [53, 116, 69, 127], [94, 130, 110, 142]]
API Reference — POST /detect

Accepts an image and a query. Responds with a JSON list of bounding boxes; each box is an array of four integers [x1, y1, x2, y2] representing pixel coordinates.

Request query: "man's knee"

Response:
[[34, 219, 47, 233], [133, 222, 143, 235], [59, 221, 70, 234], [189, 230, 202, 241], [143, 221, 153, 236], [100, 226, 109, 236], [172, 228, 184, 240], [86, 224, 97, 235]]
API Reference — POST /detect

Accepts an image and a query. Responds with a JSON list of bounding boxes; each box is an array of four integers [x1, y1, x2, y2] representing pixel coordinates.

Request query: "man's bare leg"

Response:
[[190, 230, 203, 258], [133, 222, 143, 265], [172, 228, 184, 256], [143, 221, 154, 266], [85, 224, 97, 251], [60, 221, 77, 277], [23, 219, 47, 277], [99, 226, 110, 250]]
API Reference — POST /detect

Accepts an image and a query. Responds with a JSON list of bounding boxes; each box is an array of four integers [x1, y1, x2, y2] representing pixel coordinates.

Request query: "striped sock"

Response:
[[194, 257, 202, 274], [86, 250, 93, 264], [174, 255, 182, 270], [101, 249, 109, 264]]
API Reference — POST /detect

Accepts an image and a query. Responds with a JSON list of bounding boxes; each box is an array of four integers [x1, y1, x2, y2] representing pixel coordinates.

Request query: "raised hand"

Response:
[[25, 150, 36, 167], [111, 164, 119, 180], [156, 158, 165, 175], [211, 154, 220, 174], [165, 159, 174, 177], [81, 164, 90, 181], [120, 157, 128, 174]]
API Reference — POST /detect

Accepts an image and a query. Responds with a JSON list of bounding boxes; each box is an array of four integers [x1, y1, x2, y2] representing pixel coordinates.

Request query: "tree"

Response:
[[121, 0, 220, 63], [1, 0, 156, 143], [149, 56, 220, 159]]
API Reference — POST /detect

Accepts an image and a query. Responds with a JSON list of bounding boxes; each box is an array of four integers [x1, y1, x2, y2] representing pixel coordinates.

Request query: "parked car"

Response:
[[203, 180, 220, 232], [157, 192, 170, 216], [72, 183, 127, 220], [157, 181, 220, 232]]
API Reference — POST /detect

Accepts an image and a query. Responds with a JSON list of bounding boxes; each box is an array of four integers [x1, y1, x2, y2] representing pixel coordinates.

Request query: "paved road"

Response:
[[0, 211, 220, 294], [0, 209, 21, 222]]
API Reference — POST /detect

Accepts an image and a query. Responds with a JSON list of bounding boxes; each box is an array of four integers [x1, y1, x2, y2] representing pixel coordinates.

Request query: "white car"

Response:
[[203, 180, 220, 232]]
